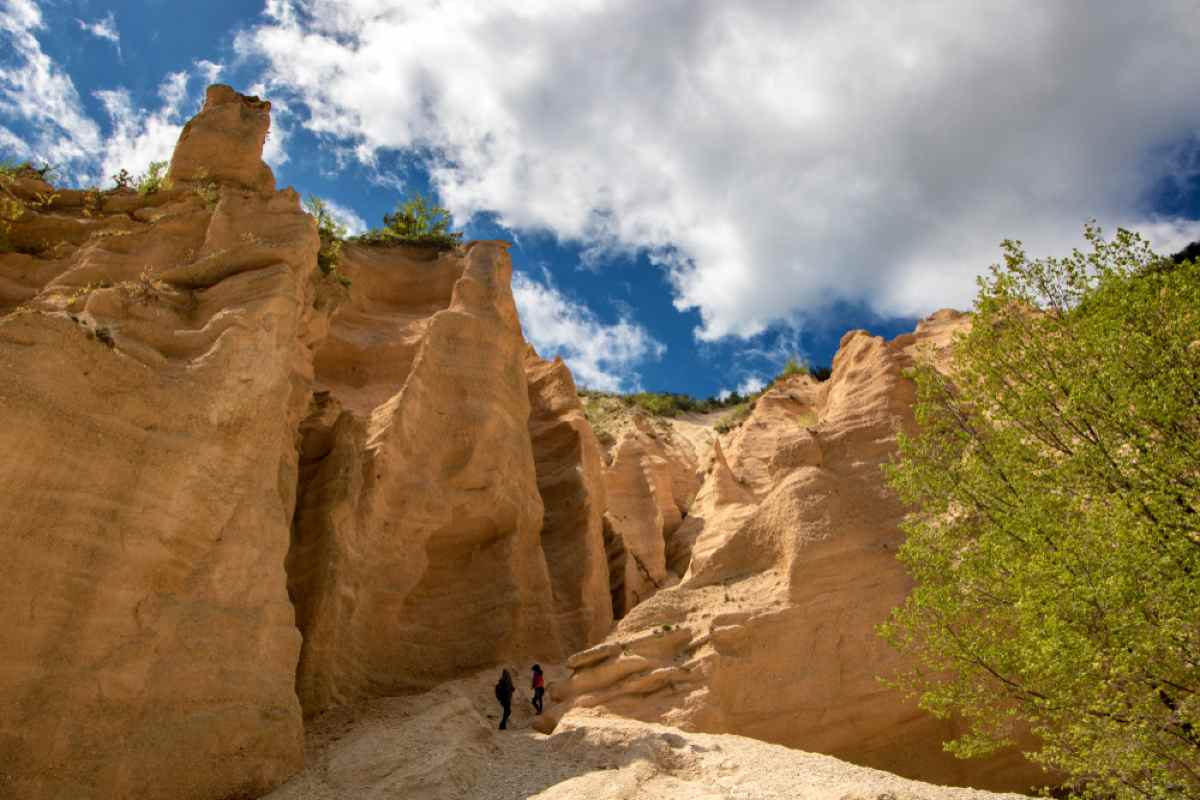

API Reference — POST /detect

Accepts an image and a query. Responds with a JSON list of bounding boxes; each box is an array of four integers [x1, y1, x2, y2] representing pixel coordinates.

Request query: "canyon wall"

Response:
[[0, 85, 611, 799], [288, 240, 606, 714], [550, 311, 1046, 791], [599, 413, 702, 618], [0, 83, 1043, 799]]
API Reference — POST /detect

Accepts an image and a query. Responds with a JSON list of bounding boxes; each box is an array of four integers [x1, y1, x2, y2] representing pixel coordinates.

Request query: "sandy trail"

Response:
[[265, 667, 1031, 800]]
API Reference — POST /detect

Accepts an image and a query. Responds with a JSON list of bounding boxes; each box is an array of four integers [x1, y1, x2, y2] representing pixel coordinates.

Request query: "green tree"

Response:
[[881, 224, 1200, 799], [360, 192, 462, 249]]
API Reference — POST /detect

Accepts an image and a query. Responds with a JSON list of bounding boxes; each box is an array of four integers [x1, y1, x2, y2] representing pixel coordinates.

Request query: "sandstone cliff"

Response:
[[549, 310, 1045, 791], [0, 85, 311, 800], [525, 350, 614, 652], [583, 397, 705, 617], [0, 85, 611, 799], [287, 238, 570, 714]]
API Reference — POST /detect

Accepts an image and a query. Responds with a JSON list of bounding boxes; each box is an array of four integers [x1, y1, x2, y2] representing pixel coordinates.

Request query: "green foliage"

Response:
[[778, 357, 808, 379], [772, 357, 831, 384], [136, 161, 171, 196], [626, 392, 690, 417], [358, 192, 463, 249], [0, 164, 25, 251], [0, 161, 66, 251], [580, 388, 749, 420], [881, 224, 1200, 800], [304, 194, 352, 287]]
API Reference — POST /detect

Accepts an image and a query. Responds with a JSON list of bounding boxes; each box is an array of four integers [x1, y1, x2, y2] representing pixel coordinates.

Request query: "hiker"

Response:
[[494, 669, 515, 730], [530, 664, 545, 715]]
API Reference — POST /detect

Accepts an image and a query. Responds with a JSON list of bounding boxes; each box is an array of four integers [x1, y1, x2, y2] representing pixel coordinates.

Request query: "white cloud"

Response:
[[0, 0, 102, 171], [238, 0, 1200, 340], [321, 197, 367, 236], [75, 11, 120, 56], [92, 71, 192, 181], [512, 270, 664, 392], [0, 9, 226, 186]]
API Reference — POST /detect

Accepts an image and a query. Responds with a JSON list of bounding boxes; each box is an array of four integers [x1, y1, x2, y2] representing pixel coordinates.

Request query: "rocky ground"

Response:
[[266, 669, 1034, 800]]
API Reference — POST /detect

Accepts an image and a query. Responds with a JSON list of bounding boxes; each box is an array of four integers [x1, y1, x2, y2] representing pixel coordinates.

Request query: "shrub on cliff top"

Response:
[[881, 224, 1200, 800], [357, 193, 462, 250]]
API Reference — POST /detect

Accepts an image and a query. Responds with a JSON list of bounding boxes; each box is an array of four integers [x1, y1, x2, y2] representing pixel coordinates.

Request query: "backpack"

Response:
[[494, 680, 507, 703]]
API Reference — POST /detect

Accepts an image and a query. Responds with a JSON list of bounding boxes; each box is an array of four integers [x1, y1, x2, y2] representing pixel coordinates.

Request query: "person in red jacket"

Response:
[[530, 664, 545, 714]]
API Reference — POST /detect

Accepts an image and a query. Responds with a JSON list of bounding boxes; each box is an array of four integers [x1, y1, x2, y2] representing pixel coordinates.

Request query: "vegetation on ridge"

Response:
[[135, 161, 172, 196], [579, 357, 830, 435], [357, 192, 463, 250], [882, 224, 1200, 800]]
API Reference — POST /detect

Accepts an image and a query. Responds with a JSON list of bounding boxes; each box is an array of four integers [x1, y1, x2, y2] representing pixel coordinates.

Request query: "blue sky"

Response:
[[3, 0, 1199, 396]]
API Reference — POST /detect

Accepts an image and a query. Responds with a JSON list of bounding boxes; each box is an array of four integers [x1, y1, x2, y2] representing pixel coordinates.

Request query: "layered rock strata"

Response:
[[0, 85, 312, 800], [551, 311, 1045, 791]]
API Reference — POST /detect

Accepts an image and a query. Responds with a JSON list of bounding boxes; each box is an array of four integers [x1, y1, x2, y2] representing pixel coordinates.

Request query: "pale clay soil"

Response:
[[264, 668, 1031, 800]]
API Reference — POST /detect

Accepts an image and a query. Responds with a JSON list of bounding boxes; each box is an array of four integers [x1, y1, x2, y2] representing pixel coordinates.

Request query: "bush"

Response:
[[358, 192, 462, 249], [110, 168, 133, 190], [778, 357, 807, 379], [136, 161, 171, 196], [881, 224, 1200, 800], [304, 195, 352, 287], [0, 162, 29, 251], [773, 357, 831, 384]]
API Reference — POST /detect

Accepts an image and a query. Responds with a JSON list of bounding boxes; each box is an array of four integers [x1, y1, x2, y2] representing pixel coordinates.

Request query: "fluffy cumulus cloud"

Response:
[[0, 0, 217, 184], [512, 270, 664, 392], [238, 0, 1200, 340], [1, 0, 102, 170]]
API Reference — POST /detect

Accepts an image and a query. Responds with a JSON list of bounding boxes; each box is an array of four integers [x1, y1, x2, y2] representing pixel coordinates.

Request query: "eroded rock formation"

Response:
[[525, 350, 614, 652], [0, 82, 1045, 799], [0, 85, 312, 800], [288, 241, 583, 714], [549, 310, 1045, 791], [594, 410, 702, 617], [0, 84, 611, 799]]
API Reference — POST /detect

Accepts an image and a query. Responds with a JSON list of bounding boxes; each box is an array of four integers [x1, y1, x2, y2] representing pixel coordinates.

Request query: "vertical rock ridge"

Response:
[[0, 85, 320, 800]]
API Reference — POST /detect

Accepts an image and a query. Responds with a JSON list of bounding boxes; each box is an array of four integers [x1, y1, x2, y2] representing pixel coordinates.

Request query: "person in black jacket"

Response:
[[494, 669, 515, 730]]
